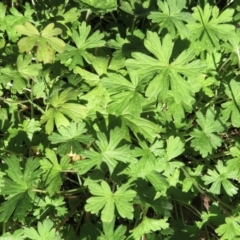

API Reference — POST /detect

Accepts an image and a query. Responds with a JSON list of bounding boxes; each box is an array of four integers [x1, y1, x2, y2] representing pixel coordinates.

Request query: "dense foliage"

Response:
[[1, 0, 240, 239]]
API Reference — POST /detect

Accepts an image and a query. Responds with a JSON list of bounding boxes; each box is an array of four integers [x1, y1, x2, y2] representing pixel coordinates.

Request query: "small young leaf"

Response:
[[190, 107, 225, 157], [85, 181, 136, 222], [48, 122, 93, 155], [58, 21, 105, 69], [202, 160, 238, 196], [40, 88, 87, 134], [75, 127, 136, 174]]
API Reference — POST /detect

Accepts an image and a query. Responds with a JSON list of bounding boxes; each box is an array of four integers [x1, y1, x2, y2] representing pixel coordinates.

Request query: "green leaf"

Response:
[[18, 118, 41, 140], [58, 21, 105, 70], [101, 73, 145, 117], [0, 155, 41, 222], [227, 147, 240, 181], [0, 3, 7, 32], [3, 4, 34, 42], [74, 66, 100, 86], [85, 181, 136, 222], [148, 0, 194, 39], [216, 216, 240, 240], [0, 193, 32, 222], [77, 0, 117, 13], [223, 30, 240, 67], [124, 142, 158, 179], [75, 127, 136, 174], [126, 32, 205, 104], [0, 229, 24, 240], [166, 136, 185, 161], [0, 68, 27, 93], [121, 114, 161, 143], [33, 196, 67, 217], [48, 122, 93, 155], [163, 95, 193, 122], [24, 219, 61, 240], [190, 107, 225, 157], [81, 84, 110, 117], [221, 80, 240, 127], [182, 165, 203, 192], [187, 4, 235, 52], [1, 155, 41, 195], [15, 21, 39, 36], [202, 160, 238, 196], [17, 54, 42, 79], [130, 217, 169, 239], [0, 54, 41, 93], [58, 7, 80, 24], [40, 88, 87, 134], [40, 149, 72, 196], [146, 171, 169, 193], [156, 137, 184, 176], [15, 22, 65, 63], [98, 217, 126, 240]]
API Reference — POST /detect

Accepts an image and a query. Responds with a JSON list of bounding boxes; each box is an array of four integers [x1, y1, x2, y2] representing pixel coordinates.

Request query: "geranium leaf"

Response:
[[202, 160, 238, 196], [58, 21, 105, 69], [15, 22, 65, 63], [126, 32, 205, 104], [148, 0, 194, 39], [130, 217, 169, 239], [85, 181, 136, 222], [40, 149, 71, 196], [187, 4, 235, 52], [0, 155, 41, 222], [190, 107, 225, 157], [40, 88, 87, 134], [221, 79, 240, 127]]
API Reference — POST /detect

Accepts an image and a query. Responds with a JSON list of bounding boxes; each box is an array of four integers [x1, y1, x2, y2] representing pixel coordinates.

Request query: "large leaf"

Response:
[[0, 155, 42, 222], [15, 22, 65, 63], [187, 4, 235, 52], [126, 32, 206, 105]]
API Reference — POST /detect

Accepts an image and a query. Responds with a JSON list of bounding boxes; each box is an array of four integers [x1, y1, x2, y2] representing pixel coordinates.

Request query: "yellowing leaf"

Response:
[[15, 21, 39, 36], [15, 22, 65, 63]]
